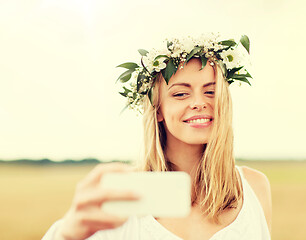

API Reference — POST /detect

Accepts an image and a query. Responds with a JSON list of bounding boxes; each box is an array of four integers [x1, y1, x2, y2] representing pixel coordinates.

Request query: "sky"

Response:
[[0, 0, 305, 161]]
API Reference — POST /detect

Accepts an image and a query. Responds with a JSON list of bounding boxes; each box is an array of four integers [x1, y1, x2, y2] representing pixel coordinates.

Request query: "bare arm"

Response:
[[53, 163, 140, 240], [242, 166, 272, 234]]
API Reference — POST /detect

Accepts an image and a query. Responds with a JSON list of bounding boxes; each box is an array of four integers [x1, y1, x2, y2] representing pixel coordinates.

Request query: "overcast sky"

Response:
[[0, 0, 305, 161]]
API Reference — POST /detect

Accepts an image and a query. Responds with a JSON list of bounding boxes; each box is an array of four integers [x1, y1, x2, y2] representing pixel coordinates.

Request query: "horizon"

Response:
[[1, 157, 306, 163]]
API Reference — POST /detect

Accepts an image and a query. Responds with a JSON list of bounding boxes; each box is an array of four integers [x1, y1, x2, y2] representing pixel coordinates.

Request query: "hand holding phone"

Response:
[[100, 171, 191, 218], [54, 163, 139, 240]]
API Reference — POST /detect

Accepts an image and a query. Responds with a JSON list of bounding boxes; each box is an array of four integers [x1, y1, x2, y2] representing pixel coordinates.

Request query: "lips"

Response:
[[185, 118, 211, 123], [183, 115, 213, 123], [183, 115, 213, 128]]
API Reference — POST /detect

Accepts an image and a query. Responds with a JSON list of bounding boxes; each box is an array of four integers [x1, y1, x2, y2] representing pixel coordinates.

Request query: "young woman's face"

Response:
[[157, 58, 215, 146]]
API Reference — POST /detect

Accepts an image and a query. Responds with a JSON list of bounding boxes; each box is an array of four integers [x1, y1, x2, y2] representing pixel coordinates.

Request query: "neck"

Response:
[[165, 137, 205, 180]]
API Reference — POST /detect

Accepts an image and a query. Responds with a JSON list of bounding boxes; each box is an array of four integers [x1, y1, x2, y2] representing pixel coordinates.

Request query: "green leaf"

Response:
[[233, 72, 252, 79], [200, 56, 208, 70], [231, 73, 252, 79], [231, 76, 251, 86], [186, 46, 202, 63], [116, 69, 134, 83], [116, 62, 139, 70], [219, 46, 231, 52], [138, 49, 148, 56], [122, 86, 132, 93], [161, 59, 177, 84], [119, 92, 127, 97], [227, 66, 244, 78], [219, 40, 237, 47], [245, 71, 252, 78], [216, 60, 227, 78], [231, 74, 247, 79], [229, 66, 244, 74], [240, 35, 250, 53], [167, 41, 173, 50], [119, 104, 130, 115], [120, 74, 131, 83], [119, 86, 132, 97], [148, 87, 154, 106], [154, 55, 169, 61]]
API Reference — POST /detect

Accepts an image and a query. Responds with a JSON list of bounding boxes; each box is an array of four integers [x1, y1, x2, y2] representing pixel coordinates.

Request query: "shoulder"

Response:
[[240, 166, 272, 233]]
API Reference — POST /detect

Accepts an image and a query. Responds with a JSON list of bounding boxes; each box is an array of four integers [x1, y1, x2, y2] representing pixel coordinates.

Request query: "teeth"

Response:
[[186, 119, 210, 123]]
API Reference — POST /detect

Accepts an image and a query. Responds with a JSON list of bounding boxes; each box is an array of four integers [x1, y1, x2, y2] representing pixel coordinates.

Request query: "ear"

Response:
[[156, 109, 164, 122]]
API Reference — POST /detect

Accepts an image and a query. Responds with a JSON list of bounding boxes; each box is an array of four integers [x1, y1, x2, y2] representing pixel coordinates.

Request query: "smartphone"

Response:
[[100, 171, 191, 218]]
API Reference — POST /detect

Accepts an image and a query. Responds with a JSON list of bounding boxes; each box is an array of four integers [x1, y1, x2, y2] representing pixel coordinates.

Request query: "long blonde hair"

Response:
[[140, 61, 242, 222]]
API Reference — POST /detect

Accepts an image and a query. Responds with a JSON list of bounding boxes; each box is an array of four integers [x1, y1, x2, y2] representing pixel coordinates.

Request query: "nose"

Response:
[[190, 95, 207, 111], [191, 102, 206, 111]]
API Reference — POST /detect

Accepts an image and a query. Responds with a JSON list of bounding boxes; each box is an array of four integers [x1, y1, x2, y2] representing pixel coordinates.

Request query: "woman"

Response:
[[43, 34, 272, 240]]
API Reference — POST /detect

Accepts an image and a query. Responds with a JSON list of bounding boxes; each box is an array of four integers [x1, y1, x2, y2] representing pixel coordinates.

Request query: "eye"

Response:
[[173, 92, 189, 98], [204, 90, 215, 96]]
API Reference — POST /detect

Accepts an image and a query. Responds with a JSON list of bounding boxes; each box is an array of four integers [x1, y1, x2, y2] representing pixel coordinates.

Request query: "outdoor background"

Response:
[[0, 0, 306, 239]]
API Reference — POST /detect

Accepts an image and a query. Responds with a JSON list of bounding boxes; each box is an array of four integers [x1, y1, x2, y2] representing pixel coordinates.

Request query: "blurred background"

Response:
[[0, 0, 305, 239]]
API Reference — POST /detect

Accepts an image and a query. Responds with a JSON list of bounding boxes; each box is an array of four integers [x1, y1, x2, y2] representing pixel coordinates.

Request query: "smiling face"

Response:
[[157, 58, 216, 146]]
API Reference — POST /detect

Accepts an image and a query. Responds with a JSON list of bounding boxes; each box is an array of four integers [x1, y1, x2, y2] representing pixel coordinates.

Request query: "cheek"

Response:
[[207, 98, 215, 110], [211, 102, 215, 110], [160, 103, 177, 124], [163, 105, 186, 130], [163, 107, 176, 124]]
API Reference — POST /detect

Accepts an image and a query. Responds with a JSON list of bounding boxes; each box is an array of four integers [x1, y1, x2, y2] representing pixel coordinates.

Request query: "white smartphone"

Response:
[[100, 171, 191, 218]]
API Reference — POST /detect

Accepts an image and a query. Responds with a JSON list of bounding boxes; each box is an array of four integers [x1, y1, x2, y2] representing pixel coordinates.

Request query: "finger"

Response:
[[77, 211, 128, 229], [74, 189, 141, 210], [79, 163, 134, 188]]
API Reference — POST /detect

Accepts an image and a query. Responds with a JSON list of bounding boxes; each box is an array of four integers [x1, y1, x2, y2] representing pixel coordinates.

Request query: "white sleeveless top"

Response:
[[42, 167, 271, 240]]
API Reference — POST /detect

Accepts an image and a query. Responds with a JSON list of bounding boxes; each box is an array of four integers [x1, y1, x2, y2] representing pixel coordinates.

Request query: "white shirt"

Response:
[[42, 167, 271, 240]]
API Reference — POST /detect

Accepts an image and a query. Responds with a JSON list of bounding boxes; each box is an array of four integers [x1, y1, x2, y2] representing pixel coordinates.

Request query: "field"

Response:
[[0, 161, 306, 240]]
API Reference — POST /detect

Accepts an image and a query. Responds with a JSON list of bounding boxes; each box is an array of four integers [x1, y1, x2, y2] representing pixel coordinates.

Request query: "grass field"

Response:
[[0, 161, 306, 240]]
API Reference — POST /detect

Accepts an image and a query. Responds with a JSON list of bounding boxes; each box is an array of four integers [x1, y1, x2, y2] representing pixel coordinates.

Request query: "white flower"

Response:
[[143, 82, 149, 91], [167, 38, 183, 58], [152, 56, 167, 72], [236, 43, 251, 67], [142, 51, 156, 72], [213, 43, 223, 51], [171, 48, 182, 58], [154, 62, 167, 72], [219, 48, 241, 69], [196, 33, 219, 48], [142, 47, 170, 73], [158, 48, 171, 57], [180, 37, 196, 53], [139, 81, 152, 93]]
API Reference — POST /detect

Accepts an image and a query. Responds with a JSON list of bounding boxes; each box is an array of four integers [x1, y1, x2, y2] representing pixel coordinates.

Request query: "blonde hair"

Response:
[[140, 61, 242, 222]]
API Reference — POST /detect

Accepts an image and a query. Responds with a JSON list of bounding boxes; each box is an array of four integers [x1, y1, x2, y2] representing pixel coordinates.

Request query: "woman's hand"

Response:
[[54, 163, 139, 240]]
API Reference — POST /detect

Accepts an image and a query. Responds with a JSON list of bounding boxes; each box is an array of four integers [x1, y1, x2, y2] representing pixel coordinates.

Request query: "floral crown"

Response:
[[116, 33, 252, 113]]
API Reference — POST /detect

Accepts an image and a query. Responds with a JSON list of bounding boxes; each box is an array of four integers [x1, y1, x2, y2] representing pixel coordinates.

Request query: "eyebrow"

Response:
[[168, 82, 215, 90]]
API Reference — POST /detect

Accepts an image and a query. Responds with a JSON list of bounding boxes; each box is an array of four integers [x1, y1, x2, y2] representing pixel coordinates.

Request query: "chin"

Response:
[[182, 138, 209, 145]]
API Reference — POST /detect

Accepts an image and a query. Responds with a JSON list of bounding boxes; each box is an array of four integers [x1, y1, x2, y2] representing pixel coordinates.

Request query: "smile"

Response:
[[185, 119, 211, 124], [183, 115, 213, 128]]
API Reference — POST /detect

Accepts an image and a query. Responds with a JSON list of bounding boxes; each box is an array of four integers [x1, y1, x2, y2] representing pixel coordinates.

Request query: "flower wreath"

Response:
[[116, 33, 252, 113]]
